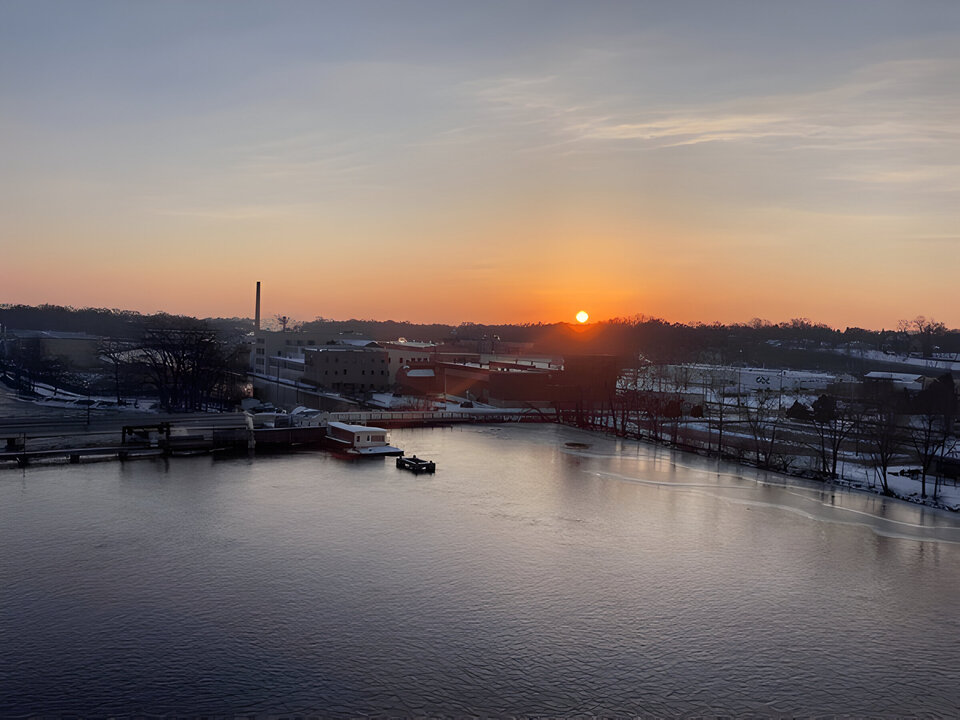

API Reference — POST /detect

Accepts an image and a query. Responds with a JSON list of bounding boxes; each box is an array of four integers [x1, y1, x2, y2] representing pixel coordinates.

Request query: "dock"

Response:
[[1, 407, 551, 468]]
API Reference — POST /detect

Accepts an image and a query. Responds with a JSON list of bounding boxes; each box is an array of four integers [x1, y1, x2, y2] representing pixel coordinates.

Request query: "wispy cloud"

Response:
[[829, 165, 960, 190], [573, 113, 792, 145], [472, 57, 960, 156]]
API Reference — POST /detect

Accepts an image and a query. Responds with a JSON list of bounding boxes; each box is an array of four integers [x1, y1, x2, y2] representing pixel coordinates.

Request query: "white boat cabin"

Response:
[[325, 421, 402, 456]]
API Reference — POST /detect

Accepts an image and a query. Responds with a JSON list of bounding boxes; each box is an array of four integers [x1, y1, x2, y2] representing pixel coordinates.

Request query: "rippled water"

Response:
[[2, 424, 959, 717]]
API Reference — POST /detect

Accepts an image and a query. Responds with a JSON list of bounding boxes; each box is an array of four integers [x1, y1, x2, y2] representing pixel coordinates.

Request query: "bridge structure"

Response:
[[326, 408, 552, 427]]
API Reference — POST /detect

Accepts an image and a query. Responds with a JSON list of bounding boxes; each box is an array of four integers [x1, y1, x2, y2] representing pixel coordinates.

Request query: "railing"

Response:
[[328, 409, 546, 424]]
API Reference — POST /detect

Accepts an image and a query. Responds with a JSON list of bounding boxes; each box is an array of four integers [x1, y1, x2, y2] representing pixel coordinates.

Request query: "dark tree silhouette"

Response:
[[809, 395, 860, 479], [136, 317, 237, 412], [908, 373, 956, 498], [864, 406, 906, 496]]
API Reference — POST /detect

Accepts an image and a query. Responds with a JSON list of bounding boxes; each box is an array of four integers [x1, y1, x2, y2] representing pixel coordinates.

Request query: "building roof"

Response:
[[7, 329, 100, 340], [864, 372, 925, 382], [338, 339, 381, 347], [303, 345, 382, 354], [406, 369, 436, 378], [327, 421, 388, 433], [386, 340, 436, 348]]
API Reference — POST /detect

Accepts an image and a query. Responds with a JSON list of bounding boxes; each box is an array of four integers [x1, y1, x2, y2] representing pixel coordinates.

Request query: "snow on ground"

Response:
[[829, 348, 960, 373], [0, 376, 157, 413], [834, 459, 960, 511]]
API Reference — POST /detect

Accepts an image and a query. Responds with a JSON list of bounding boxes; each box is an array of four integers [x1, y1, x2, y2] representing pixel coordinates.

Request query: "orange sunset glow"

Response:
[[1, 2, 958, 330]]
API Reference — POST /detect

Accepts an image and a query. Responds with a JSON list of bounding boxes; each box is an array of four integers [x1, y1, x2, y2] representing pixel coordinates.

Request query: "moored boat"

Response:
[[396, 455, 436, 473], [325, 421, 404, 457]]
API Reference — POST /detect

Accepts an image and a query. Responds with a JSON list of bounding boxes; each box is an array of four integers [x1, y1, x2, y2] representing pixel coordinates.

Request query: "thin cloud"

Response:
[[472, 57, 960, 156]]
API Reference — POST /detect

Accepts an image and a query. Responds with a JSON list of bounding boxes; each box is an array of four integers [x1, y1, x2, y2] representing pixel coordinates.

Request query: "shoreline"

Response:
[[4, 408, 959, 516], [565, 422, 960, 515]]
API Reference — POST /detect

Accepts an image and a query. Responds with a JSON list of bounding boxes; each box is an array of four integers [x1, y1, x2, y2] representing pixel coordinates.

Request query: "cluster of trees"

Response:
[[580, 366, 958, 502], [0, 305, 143, 337], [1, 338, 68, 395], [1, 314, 248, 413], [102, 317, 249, 412], [0, 304, 252, 340]]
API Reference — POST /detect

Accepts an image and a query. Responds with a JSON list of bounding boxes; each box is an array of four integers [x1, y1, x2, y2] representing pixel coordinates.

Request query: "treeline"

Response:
[[579, 367, 958, 503], [0, 305, 143, 337], [3, 304, 959, 367], [0, 304, 251, 338], [1, 309, 249, 413]]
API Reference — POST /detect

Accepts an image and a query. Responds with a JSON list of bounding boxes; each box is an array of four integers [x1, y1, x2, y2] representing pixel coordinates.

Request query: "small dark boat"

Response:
[[396, 455, 436, 474]]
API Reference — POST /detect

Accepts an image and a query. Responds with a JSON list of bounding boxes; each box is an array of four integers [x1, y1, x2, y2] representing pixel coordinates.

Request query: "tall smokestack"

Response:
[[255, 281, 261, 331]]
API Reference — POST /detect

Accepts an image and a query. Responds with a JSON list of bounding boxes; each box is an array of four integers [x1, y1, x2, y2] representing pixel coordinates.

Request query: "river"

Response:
[[2, 424, 958, 717]]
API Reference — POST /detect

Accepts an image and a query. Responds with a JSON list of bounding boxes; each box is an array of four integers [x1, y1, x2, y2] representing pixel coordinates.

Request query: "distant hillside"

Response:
[[3, 304, 958, 369], [0, 304, 250, 340], [0, 305, 143, 337]]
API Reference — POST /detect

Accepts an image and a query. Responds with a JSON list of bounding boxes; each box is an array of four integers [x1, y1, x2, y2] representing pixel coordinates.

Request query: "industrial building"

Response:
[[301, 346, 390, 393]]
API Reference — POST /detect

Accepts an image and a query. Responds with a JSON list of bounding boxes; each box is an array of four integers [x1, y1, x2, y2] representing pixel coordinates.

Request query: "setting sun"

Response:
[[576, 310, 589, 324]]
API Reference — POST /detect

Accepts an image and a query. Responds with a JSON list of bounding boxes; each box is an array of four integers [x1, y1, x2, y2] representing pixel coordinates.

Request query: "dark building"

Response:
[[302, 346, 390, 393]]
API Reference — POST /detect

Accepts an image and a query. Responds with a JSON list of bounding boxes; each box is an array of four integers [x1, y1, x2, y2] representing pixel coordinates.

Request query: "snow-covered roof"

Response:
[[290, 406, 322, 416], [338, 339, 379, 347], [864, 372, 925, 382], [304, 345, 379, 353], [407, 369, 435, 378], [327, 421, 387, 433], [8, 329, 100, 340], [388, 340, 436, 348]]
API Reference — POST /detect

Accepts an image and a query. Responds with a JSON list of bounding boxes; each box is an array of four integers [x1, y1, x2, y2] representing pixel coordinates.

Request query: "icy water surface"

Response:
[[2, 424, 959, 717]]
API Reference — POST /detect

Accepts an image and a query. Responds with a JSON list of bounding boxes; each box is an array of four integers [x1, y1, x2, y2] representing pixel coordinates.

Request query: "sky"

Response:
[[1, 0, 958, 329]]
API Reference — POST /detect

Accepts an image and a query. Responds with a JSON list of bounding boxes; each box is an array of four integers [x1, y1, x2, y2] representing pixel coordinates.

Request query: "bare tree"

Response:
[[907, 374, 956, 498], [705, 370, 733, 455], [99, 338, 135, 404], [8, 338, 65, 395], [936, 436, 959, 499], [899, 316, 947, 358], [809, 395, 860, 479], [743, 389, 783, 468], [864, 406, 906, 496], [135, 317, 233, 412]]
